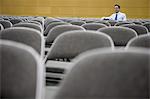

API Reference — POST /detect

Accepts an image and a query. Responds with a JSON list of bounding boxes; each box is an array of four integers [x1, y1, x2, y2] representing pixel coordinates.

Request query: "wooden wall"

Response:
[[1, 0, 150, 18], [149, 0, 150, 18], [0, 1, 2, 14]]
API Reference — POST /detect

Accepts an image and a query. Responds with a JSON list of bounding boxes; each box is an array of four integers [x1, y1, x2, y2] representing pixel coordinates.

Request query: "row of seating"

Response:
[[0, 16, 150, 99]]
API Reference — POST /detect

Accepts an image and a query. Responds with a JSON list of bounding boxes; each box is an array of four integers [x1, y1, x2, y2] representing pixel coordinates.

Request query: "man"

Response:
[[102, 4, 127, 21]]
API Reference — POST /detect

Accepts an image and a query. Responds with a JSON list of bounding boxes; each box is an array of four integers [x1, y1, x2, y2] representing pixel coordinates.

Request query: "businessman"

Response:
[[102, 4, 127, 21]]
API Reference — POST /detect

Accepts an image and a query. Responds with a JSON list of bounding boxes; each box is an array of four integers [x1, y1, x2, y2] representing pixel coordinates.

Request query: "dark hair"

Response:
[[115, 4, 120, 9]]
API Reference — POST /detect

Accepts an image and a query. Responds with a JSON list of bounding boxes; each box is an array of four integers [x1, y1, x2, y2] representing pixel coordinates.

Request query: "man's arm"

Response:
[[123, 13, 127, 21], [101, 14, 113, 20], [109, 14, 114, 20]]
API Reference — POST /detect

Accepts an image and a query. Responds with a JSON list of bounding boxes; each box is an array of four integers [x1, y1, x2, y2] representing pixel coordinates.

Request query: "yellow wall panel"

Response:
[[1, 0, 150, 18], [149, 0, 150, 17], [0, 6, 1, 14]]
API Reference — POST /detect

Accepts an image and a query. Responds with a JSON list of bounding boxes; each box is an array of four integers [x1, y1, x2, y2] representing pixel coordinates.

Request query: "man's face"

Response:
[[114, 6, 120, 13]]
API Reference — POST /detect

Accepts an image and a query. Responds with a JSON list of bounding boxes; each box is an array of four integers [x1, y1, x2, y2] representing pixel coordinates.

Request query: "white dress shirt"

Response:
[[109, 12, 127, 21], [102, 12, 127, 21]]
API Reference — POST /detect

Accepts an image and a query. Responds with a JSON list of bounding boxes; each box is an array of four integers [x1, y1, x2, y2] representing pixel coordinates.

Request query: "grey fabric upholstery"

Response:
[[121, 24, 148, 35], [70, 21, 86, 26], [108, 21, 118, 26], [46, 60, 73, 84], [94, 21, 111, 26], [132, 21, 143, 25], [0, 18, 4, 20], [98, 26, 138, 46], [28, 21, 42, 27], [9, 19, 22, 25], [81, 23, 107, 31], [47, 30, 114, 60], [85, 20, 94, 23], [13, 23, 42, 32], [44, 22, 70, 36], [46, 25, 85, 44], [32, 18, 44, 26], [0, 24, 4, 31], [0, 27, 44, 57], [115, 22, 133, 26], [44, 18, 62, 30], [143, 22, 150, 32], [54, 48, 150, 99], [126, 34, 150, 48], [0, 20, 12, 29], [0, 40, 44, 99]]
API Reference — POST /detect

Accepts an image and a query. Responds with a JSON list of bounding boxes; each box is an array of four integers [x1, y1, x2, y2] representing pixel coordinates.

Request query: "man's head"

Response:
[[114, 4, 120, 13]]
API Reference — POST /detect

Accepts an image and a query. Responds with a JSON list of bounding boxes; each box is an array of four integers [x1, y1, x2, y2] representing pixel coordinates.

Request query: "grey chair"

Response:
[[132, 21, 143, 25], [44, 22, 70, 36], [0, 24, 4, 31], [0, 20, 12, 29], [108, 20, 118, 26], [98, 26, 137, 46], [46, 30, 114, 60], [0, 18, 4, 20], [9, 19, 22, 25], [32, 18, 44, 27], [0, 27, 44, 58], [82, 23, 107, 31], [115, 21, 133, 26], [94, 21, 111, 26], [54, 48, 150, 99], [45, 25, 85, 47], [45, 30, 114, 85], [121, 24, 149, 35], [13, 23, 43, 33], [44, 18, 63, 30], [126, 34, 150, 48], [70, 21, 86, 26], [28, 21, 42, 27], [143, 22, 150, 32], [0, 40, 44, 99]]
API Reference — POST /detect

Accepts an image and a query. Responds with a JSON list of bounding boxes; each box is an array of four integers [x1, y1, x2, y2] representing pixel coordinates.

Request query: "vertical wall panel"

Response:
[[1, 0, 150, 18], [0, 0, 2, 14], [149, 0, 150, 18]]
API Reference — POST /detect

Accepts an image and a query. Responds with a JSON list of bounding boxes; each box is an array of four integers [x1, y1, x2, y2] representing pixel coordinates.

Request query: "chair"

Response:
[[54, 48, 150, 99], [46, 30, 114, 60], [44, 18, 63, 30], [0, 40, 44, 99], [98, 26, 137, 46], [132, 21, 143, 25], [44, 22, 70, 36], [0, 27, 44, 58], [28, 21, 42, 27], [13, 23, 43, 33], [94, 21, 111, 26], [82, 23, 107, 31], [45, 30, 114, 85], [9, 19, 22, 25], [0, 24, 4, 31], [121, 24, 148, 35], [45, 25, 85, 47], [0, 20, 12, 29], [108, 20, 118, 26], [70, 21, 86, 26], [126, 34, 150, 48], [114, 21, 133, 26], [0, 18, 4, 20], [143, 22, 150, 32], [32, 17, 44, 27]]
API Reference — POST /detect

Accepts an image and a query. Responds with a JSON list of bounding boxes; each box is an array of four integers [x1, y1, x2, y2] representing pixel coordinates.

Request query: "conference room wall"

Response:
[[0, 2, 2, 14], [1, 0, 150, 18], [149, 0, 150, 18]]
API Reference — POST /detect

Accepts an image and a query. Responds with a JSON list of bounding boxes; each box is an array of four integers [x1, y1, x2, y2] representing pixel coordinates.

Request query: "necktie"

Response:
[[115, 13, 118, 21]]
